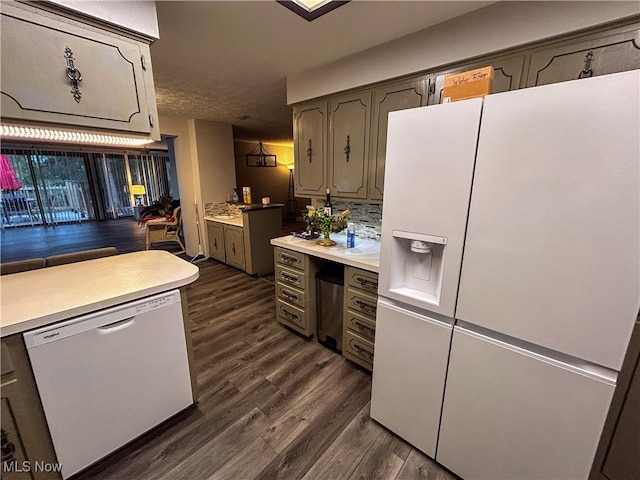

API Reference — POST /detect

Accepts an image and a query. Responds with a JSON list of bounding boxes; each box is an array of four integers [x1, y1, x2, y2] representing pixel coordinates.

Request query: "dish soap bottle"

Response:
[[346, 223, 356, 248], [232, 188, 239, 203]]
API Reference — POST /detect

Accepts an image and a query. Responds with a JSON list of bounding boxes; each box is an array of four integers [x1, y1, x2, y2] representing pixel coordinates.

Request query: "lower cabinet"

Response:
[[274, 247, 318, 337], [206, 208, 282, 276], [272, 247, 380, 370], [206, 222, 225, 262], [223, 226, 245, 270], [1, 335, 60, 479], [343, 266, 379, 371]]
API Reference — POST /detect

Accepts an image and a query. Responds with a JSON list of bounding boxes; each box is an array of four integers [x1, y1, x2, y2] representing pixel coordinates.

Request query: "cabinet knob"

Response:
[[344, 135, 351, 163], [578, 50, 594, 79], [307, 139, 313, 163], [64, 46, 83, 103]]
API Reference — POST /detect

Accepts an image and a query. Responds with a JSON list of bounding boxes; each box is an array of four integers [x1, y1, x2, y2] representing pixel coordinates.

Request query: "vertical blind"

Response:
[[0, 147, 170, 227]]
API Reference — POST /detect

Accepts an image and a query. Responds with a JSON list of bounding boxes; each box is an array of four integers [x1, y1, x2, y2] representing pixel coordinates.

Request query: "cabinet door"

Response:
[[206, 222, 225, 262], [369, 80, 427, 200], [328, 92, 371, 199], [526, 27, 640, 87], [1, 336, 60, 480], [429, 55, 525, 105], [224, 226, 245, 270], [293, 101, 327, 196], [1, 4, 157, 137]]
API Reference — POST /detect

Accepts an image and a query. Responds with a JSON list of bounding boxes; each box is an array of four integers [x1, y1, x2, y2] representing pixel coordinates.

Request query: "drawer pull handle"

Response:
[[355, 299, 376, 315], [351, 341, 373, 361], [307, 139, 313, 163], [282, 272, 300, 284], [282, 290, 300, 302], [280, 254, 299, 265], [355, 277, 378, 290], [353, 320, 375, 337], [282, 308, 301, 324]]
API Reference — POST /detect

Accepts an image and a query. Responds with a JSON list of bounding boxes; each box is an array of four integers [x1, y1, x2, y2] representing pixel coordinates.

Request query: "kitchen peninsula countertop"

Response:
[[271, 233, 380, 273], [0, 250, 199, 337]]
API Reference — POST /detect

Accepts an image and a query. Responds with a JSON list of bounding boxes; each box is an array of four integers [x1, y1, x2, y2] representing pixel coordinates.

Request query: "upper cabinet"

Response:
[[0, 2, 160, 140], [526, 25, 640, 87], [291, 19, 639, 202], [328, 92, 371, 200], [293, 101, 327, 196], [369, 79, 428, 200]]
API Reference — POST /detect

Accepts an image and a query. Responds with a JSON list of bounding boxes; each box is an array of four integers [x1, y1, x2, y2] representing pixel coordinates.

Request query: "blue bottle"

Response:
[[346, 223, 355, 248]]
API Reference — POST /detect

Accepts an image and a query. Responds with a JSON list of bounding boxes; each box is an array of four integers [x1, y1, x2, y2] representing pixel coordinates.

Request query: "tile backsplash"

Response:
[[204, 202, 242, 217], [310, 199, 382, 240]]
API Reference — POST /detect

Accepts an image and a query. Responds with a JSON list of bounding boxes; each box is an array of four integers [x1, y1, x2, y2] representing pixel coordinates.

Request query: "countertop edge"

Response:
[[270, 236, 379, 273], [0, 251, 200, 338]]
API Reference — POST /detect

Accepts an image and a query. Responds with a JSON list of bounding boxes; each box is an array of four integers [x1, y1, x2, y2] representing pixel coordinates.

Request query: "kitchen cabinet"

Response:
[[429, 54, 526, 105], [292, 21, 638, 201], [1, 335, 60, 480], [206, 222, 225, 262], [328, 92, 371, 199], [293, 101, 328, 197], [0, 2, 160, 140], [206, 206, 282, 276], [526, 24, 640, 87], [274, 247, 319, 337], [342, 266, 379, 371], [368, 79, 428, 200], [223, 225, 245, 270]]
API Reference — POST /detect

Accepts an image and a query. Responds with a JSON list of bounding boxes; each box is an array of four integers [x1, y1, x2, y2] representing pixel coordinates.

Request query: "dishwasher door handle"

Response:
[[98, 317, 135, 334]]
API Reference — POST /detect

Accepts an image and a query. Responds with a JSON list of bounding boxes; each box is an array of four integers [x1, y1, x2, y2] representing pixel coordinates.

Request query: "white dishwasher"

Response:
[[23, 289, 194, 479]]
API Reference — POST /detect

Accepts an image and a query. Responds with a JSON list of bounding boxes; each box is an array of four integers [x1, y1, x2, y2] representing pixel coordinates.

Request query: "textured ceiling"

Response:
[[151, 1, 493, 144]]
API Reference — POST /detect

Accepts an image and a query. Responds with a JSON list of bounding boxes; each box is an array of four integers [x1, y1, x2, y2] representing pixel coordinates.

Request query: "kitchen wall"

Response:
[[159, 116, 236, 256], [288, 1, 640, 103], [234, 141, 308, 220]]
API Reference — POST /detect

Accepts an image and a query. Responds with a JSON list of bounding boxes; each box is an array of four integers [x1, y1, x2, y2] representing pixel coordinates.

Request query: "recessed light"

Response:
[[237, 115, 250, 121], [277, 0, 349, 21]]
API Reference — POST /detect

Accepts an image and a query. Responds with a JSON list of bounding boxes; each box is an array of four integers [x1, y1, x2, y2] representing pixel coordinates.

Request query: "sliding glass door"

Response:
[[1, 147, 171, 228]]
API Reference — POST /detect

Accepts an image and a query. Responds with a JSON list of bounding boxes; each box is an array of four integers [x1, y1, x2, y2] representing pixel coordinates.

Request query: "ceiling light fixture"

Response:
[[0, 124, 155, 147], [246, 141, 277, 167], [277, 0, 349, 21]]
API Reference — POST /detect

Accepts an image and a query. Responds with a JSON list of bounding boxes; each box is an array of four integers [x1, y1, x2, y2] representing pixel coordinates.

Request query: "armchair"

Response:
[[145, 206, 186, 254]]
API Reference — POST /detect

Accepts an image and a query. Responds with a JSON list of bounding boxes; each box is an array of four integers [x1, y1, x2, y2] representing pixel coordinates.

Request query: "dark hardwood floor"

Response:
[[0, 219, 148, 262], [71, 260, 457, 480]]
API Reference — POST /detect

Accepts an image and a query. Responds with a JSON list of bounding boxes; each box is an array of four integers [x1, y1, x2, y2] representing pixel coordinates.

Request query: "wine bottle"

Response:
[[323, 188, 332, 216]]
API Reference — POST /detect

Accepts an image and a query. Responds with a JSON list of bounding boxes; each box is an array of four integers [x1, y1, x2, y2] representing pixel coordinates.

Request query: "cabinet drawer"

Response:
[[344, 330, 375, 370], [346, 289, 378, 319], [275, 247, 305, 270], [275, 264, 305, 289], [345, 310, 376, 342], [276, 299, 307, 330], [276, 282, 305, 309], [347, 267, 379, 293]]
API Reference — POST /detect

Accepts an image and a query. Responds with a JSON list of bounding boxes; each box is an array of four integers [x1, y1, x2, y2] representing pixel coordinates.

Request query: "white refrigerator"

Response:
[[370, 70, 639, 479]]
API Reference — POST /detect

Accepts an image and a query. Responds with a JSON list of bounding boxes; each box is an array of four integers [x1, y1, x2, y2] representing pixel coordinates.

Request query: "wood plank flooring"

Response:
[[0, 218, 148, 262], [72, 260, 458, 480]]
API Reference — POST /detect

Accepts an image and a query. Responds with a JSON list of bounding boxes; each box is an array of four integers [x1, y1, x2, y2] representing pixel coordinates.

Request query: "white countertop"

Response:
[[204, 215, 244, 227], [271, 233, 380, 273], [0, 250, 200, 337]]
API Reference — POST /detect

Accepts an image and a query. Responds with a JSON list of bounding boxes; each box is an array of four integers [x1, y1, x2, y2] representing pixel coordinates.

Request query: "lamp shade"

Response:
[[131, 185, 146, 195]]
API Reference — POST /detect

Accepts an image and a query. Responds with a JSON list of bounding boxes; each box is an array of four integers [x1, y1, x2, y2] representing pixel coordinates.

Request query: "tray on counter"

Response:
[[291, 231, 321, 240]]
